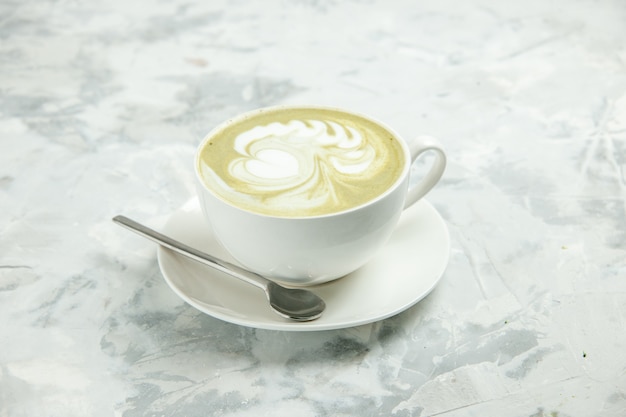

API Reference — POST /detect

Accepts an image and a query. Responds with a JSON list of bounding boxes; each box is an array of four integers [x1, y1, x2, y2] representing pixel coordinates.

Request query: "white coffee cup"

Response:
[[194, 105, 446, 286]]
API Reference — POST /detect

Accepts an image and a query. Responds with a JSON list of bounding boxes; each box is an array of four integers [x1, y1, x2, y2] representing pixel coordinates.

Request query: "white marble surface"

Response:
[[1, 0, 625, 415]]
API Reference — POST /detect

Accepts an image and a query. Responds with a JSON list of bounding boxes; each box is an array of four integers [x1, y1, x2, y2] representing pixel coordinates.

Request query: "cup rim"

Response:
[[194, 104, 412, 220]]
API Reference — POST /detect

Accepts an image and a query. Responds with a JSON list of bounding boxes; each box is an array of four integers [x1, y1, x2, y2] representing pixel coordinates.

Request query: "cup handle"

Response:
[[403, 135, 447, 210]]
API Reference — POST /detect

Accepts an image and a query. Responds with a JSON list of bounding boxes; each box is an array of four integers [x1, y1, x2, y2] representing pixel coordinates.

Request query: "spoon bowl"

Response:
[[267, 282, 324, 321]]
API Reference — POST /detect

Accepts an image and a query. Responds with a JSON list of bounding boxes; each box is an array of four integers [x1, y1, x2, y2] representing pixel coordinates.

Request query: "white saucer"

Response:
[[157, 198, 450, 331]]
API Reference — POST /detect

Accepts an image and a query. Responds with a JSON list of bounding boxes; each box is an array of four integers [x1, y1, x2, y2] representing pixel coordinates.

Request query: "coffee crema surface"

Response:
[[197, 108, 406, 217]]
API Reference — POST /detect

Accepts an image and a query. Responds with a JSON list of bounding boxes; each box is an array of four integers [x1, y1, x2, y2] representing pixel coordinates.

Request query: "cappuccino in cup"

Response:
[[195, 106, 446, 285], [196, 107, 406, 217]]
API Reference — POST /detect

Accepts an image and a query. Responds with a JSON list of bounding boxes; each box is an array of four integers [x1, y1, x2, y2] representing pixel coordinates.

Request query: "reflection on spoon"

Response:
[[112, 215, 325, 322]]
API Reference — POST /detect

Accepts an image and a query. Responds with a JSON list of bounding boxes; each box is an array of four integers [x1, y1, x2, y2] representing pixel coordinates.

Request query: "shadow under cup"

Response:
[[194, 106, 445, 286]]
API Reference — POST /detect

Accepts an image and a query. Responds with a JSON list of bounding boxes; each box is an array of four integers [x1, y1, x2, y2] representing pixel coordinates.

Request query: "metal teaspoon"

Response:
[[112, 215, 326, 322]]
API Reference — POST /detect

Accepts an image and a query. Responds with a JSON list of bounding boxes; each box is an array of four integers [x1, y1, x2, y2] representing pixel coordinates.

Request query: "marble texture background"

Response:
[[1, 0, 625, 415]]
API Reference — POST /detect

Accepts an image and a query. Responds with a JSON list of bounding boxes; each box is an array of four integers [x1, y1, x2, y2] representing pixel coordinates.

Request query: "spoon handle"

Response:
[[112, 215, 269, 291]]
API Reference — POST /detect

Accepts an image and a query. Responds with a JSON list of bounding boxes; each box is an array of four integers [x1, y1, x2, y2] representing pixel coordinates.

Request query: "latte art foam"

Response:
[[197, 108, 405, 217], [230, 120, 376, 201]]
